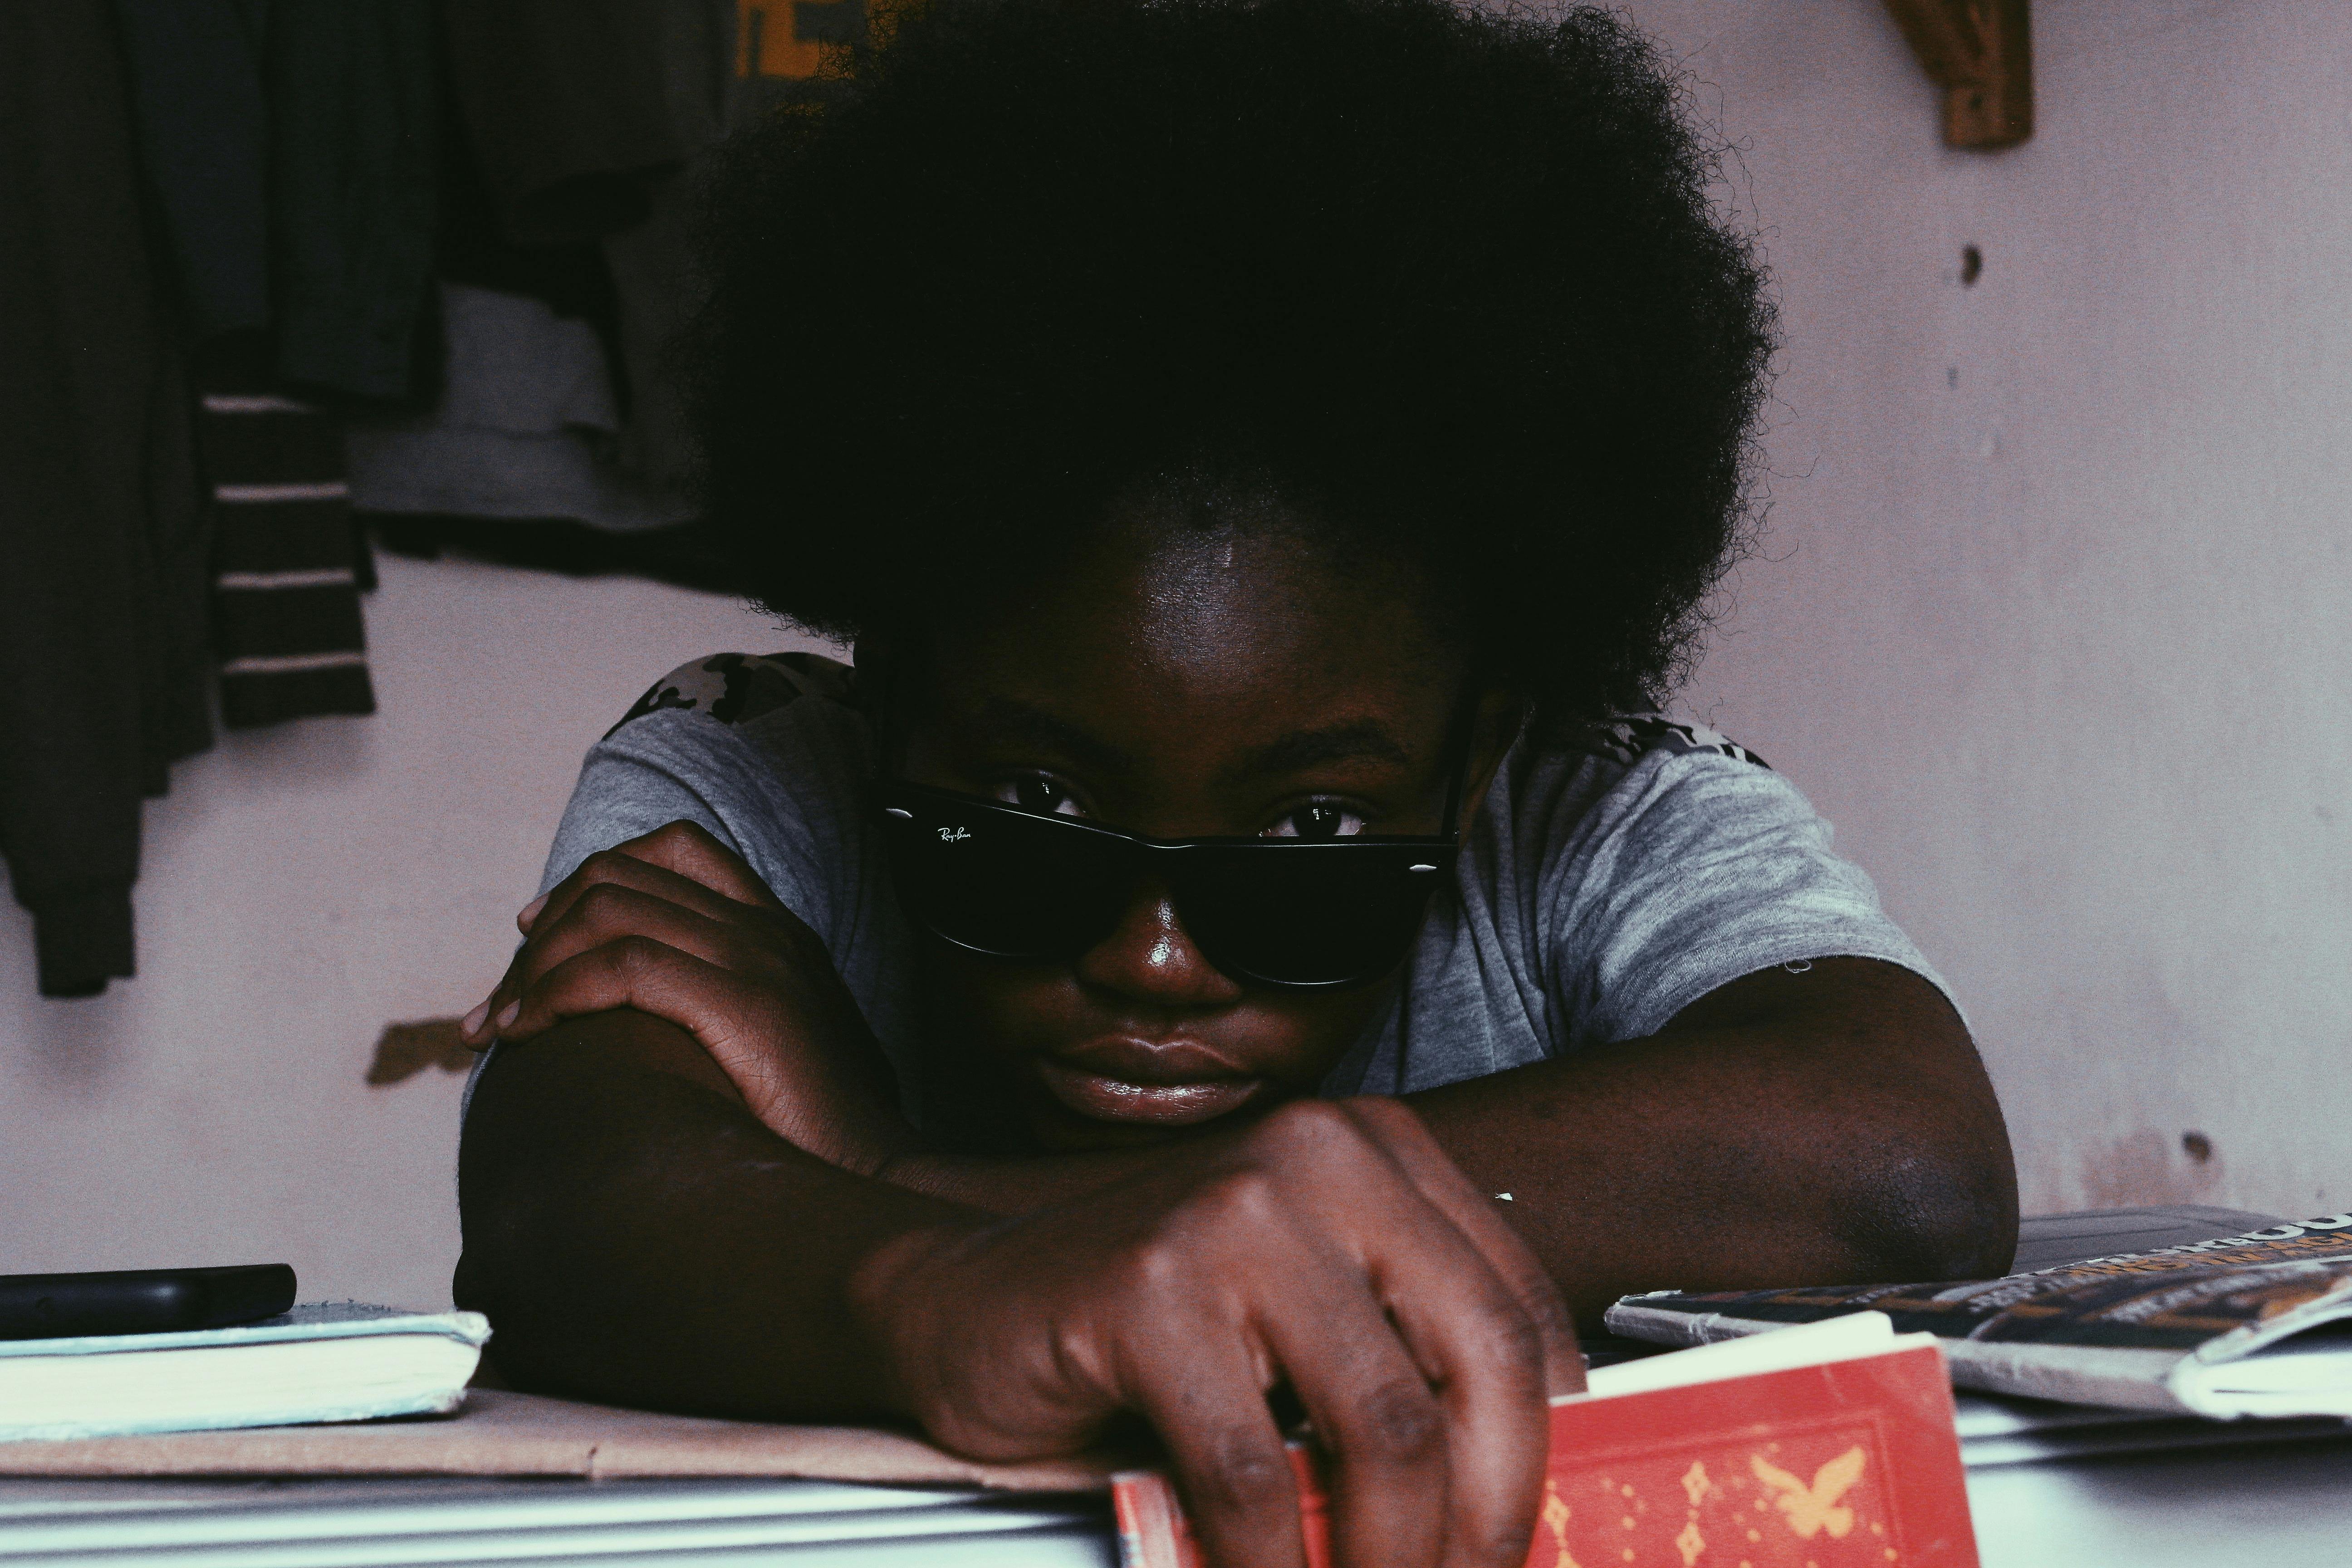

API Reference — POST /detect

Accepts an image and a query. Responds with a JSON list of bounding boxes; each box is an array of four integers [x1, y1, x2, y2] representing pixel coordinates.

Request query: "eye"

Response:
[[995, 774, 1086, 817], [1263, 801, 1368, 840]]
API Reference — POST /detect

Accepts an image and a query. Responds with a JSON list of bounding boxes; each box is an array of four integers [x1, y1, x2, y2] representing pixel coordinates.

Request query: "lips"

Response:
[[1034, 1039, 1269, 1126]]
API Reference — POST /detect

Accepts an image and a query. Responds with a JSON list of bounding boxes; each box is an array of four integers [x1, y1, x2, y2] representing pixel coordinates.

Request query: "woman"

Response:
[[455, 3, 2016, 1566]]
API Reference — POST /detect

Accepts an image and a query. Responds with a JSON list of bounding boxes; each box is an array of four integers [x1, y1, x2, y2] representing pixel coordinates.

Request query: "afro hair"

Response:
[[687, 0, 1775, 725]]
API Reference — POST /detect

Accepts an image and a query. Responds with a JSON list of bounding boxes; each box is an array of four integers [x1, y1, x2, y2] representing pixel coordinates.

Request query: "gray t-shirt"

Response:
[[510, 651, 1948, 1117]]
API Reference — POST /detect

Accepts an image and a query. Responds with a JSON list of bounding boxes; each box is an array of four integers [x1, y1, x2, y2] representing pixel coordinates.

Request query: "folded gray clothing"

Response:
[[345, 282, 694, 533]]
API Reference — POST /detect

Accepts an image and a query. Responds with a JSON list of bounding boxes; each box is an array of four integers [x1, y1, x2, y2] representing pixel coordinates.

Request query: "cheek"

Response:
[[1247, 992, 1391, 1090], [917, 944, 1393, 1091], [919, 948, 1069, 1067]]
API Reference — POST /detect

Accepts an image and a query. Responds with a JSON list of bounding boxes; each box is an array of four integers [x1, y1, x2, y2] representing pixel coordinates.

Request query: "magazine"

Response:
[[1604, 1212, 2352, 1417]]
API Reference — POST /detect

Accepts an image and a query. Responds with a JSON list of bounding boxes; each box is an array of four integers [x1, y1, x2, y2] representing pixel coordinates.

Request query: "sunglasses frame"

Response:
[[867, 652, 1482, 990], [877, 780, 1463, 989]]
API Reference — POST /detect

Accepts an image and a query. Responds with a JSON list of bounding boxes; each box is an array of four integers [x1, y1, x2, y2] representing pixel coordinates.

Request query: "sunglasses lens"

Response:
[[887, 796, 1128, 959], [882, 787, 1447, 987], [1178, 847, 1443, 987]]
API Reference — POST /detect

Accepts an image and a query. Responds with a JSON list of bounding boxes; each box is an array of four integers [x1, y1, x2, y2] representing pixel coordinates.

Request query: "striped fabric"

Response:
[[194, 389, 377, 727]]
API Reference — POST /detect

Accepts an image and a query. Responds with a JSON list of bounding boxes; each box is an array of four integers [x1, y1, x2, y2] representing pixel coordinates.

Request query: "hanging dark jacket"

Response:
[[110, 0, 415, 730], [0, 0, 215, 996]]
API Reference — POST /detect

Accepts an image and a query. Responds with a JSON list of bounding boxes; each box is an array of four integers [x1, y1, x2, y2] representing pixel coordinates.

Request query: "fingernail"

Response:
[[517, 894, 547, 931], [494, 1000, 519, 1032], [461, 1000, 490, 1038]]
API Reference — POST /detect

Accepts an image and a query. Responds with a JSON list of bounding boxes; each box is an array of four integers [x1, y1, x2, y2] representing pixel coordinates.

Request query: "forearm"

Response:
[[1409, 959, 2017, 1322], [456, 1009, 975, 1421], [888, 960, 2016, 1323]]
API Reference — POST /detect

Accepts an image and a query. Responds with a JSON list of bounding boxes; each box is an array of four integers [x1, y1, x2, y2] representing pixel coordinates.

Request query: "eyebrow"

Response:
[[971, 698, 1137, 779], [1218, 719, 1411, 784], [970, 700, 1412, 786]]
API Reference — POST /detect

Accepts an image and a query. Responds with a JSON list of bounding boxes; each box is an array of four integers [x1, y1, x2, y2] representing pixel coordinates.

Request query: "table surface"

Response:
[[2, 1205, 2342, 1567], [0, 1473, 1122, 1567]]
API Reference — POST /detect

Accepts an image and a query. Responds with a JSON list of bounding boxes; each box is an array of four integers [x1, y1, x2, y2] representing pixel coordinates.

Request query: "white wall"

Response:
[[0, 555, 817, 1307], [4, 1, 2345, 1311], [1633, 0, 2352, 1218]]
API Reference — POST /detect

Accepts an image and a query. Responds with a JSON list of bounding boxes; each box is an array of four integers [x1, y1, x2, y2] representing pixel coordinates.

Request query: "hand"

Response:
[[853, 1096, 1582, 1568], [461, 820, 913, 1177]]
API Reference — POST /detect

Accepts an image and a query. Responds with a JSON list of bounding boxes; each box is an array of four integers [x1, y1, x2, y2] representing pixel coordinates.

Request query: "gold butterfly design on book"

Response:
[[1749, 1445, 1867, 1540]]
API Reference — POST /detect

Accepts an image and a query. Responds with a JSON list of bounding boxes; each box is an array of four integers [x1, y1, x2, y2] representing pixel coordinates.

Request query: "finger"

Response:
[[1248, 1241, 1450, 1568], [1310, 1102, 1560, 1568], [1340, 1098, 1582, 1397], [1348, 1200, 1550, 1568], [464, 948, 530, 1046], [495, 857, 740, 1035], [550, 822, 782, 927], [488, 824, 793, 1040], [466, 882, 745, 1048], [1128, 1338, 1311, 1568], [507, 883, 747, 1012], [500, 938, 904, 1170], [527, 833, 778, 942], [603, 819, 783, 907], [1272, 1120, 1548, 1568], [498, 937, 791, 1104]]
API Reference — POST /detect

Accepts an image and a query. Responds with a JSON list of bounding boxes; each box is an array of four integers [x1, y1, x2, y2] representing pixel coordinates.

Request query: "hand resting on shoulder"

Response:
[[462, 819, 913, 1177]]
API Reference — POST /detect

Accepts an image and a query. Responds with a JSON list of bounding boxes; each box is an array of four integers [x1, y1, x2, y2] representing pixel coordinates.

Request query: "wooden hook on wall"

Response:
[[1880, 0, 2033, 150]]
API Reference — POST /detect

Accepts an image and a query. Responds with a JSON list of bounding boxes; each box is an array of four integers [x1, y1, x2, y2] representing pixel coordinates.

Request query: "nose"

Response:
[[1073, 874, 1244, 1008]]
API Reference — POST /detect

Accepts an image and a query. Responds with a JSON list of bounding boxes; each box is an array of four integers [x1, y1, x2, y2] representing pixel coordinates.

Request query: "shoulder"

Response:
[[519, 647, 914, 1092], [1492, 710, 1828, 945], [602, 650, 861, 743], [563, 648, 870, 857], [576, 649, 871, 872], [1500, 715, 1947, 1044], [1499, 710, 1777, 845], [1575, 713, 1770, 774], [546, 648, 873, 928], [1371, 713, 1799, 1088]]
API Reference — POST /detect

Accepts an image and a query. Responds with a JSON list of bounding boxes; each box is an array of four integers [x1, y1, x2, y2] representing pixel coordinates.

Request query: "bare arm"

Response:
[[460, 827, 2003, 1559], [456, 826, 1580, 1568], [471, 825, 2012, 1346], [454, 1008, 962, 1417], [894, 959, 2017, 1323], [1408, 957, 2017, 1320]]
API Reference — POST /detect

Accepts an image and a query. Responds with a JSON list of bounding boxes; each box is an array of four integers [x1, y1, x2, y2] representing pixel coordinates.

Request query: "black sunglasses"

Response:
[[873, 690, 1476, 990]]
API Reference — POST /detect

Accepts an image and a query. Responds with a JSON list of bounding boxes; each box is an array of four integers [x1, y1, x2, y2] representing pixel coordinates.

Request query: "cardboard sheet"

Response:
[[0, 1388, 1118, 1492]]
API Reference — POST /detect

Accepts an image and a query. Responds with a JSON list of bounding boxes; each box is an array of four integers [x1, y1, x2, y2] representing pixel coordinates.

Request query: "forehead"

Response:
[[930, 515, 1459, 745]]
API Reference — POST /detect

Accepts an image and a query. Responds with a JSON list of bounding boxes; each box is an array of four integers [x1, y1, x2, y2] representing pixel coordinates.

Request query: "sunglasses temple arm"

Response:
[[859, 637, 913, 779], [1438, 686, 1483, 838]]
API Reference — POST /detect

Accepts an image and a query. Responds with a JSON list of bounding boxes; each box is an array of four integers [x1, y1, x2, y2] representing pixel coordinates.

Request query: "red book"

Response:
[[1113, 1313, 1979, 1568]]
